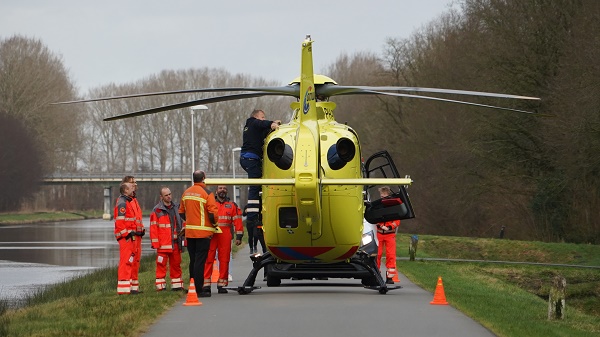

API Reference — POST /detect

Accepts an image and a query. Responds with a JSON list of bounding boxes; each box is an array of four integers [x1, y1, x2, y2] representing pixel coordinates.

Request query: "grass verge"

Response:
[[396, 234, 600, 337], [0, 210, 103, 225], [1, 254, 189, 337], [1, 232, 598, 336]]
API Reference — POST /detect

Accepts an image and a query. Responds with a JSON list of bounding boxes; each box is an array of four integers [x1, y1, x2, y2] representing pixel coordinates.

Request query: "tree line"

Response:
[[328, 0, 599, 243], [1, 0, 598, 243]]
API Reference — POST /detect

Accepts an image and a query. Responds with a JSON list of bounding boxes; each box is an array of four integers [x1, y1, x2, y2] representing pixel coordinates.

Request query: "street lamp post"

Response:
[[232, 147, 242, 204], [190, 105, 208, 174]]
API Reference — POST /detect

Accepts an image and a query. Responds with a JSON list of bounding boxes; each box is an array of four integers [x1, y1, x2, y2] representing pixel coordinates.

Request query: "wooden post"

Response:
[[409, 235, 419, 261], [548, 275, 566, 320]]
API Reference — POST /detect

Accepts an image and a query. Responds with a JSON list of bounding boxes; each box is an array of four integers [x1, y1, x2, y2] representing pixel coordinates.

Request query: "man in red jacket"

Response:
[[122, 176, 145, 293], [150, 187, 184, 292], [114, 182, 138, 295], [376, 186, 400, 285], [204, 185, 243, 294]]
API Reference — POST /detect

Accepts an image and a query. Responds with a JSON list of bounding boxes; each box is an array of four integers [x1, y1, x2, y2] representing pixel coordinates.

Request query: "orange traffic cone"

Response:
[[430, 276, 449, 305], [211, 264, 219, 282], [183, 278, 202, 306]]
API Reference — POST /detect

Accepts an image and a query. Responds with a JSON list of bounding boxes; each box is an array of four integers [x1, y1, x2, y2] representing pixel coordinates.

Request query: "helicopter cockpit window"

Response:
[[279, 207, 298, 228]]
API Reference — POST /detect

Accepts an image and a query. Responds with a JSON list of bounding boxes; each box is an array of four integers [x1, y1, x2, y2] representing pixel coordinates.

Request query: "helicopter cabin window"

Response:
[[278, 207, 298, 228]]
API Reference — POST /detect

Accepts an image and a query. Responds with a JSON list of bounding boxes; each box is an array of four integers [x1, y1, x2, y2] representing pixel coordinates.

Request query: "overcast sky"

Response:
[[1, 0, 455, 95]]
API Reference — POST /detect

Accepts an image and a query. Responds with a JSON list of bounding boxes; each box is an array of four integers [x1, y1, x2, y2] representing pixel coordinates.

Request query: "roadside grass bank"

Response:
[[0, 239, 244, 337], [1, 254, 190, 337], [1, 232, 597, 336], [396, 234, 600, 337], [0, 210, 103, 225]]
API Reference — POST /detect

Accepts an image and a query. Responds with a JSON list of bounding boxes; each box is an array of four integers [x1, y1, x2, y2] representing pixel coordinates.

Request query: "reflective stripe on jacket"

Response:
[[179, 182, 219, 239], [216, 198, 244, 238], [114, 195, 137, 240], [150, 201, 182, 252]]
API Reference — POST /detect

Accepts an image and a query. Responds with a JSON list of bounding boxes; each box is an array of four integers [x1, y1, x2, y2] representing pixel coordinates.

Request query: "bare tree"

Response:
[[79, 68, 293, 175], [0, 113, 43, 211], [0, 35, 81, 173]]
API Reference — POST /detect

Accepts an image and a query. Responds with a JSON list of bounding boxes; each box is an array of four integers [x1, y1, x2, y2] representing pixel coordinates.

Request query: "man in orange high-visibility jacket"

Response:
[[376, 186, 401, 285], [122, 175, 145, 294], [204, 185, 243, 294], [150, 187, 184, 292], [114, 182, 138, 295], [179, 170, 220, 297]]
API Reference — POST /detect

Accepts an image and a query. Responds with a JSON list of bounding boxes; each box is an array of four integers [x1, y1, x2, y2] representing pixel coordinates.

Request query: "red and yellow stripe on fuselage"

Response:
[[268, 245, 358, 262]]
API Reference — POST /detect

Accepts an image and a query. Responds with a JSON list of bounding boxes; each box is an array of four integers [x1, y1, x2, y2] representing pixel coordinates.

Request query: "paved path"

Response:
[[142, 245, 495, 337]]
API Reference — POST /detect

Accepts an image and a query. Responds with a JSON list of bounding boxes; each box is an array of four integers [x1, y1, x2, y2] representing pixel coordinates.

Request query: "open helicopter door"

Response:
[[363, 150, 415, 224]]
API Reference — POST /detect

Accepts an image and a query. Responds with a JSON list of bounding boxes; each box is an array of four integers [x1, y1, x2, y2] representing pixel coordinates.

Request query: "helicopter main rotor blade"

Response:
[[103, 92, 283, 121], [52, 86, 299, 105], [338, 89, 550, 116], [317, 84, 540, 101]]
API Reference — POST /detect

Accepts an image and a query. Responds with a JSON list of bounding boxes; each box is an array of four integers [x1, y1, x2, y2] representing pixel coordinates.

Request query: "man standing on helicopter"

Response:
[[239, 109, 280, 254]]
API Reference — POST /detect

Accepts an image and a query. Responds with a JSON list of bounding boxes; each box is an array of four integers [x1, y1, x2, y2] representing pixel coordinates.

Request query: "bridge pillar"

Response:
[[103, 186, 113, 220]]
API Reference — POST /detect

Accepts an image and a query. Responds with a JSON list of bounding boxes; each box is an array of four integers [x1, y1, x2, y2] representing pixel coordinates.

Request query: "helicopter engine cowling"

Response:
[[267, 138, 294, 170], [327, 137, 356, 170]]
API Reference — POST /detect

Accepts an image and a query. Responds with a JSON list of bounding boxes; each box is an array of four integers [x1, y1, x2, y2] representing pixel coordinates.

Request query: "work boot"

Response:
[[200, 286, 212, 297], [385, 278, 394, 285], [217, 286, 228, 294]]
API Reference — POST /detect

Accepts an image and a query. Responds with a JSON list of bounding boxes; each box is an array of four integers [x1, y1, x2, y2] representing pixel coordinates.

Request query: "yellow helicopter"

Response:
[[55, 35, 541, 294]]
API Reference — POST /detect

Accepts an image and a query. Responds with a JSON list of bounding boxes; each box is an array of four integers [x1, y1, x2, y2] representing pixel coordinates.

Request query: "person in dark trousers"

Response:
[[243, 204, 266, 254], [178, 170, 220, 297], [239, 109, 280, 254]]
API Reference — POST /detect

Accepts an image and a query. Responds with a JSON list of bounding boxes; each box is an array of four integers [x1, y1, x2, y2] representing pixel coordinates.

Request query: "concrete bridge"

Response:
[[42, 172, 247, 219]]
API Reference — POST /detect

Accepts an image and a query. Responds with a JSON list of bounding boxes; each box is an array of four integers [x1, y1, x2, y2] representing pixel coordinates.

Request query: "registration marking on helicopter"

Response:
[[302, 86, 314, 114]]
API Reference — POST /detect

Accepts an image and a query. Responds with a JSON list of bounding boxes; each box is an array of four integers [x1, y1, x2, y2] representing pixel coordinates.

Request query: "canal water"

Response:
[[0, 218, 152, 306]]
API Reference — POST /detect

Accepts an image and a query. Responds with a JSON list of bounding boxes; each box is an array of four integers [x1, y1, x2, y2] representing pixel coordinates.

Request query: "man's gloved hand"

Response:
[[125, 232, 134, 241]]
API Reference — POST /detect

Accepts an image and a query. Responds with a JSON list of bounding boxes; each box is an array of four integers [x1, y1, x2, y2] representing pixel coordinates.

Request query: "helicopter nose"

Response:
[[327, 138, 356, 170], [267, 138, 294, 170]]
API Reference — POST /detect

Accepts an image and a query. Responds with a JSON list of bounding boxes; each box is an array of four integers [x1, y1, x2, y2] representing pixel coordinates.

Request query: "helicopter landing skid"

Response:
[[236, 251, 276, 295], [351, 251, 397, 294], [364, 285, 402, 294]]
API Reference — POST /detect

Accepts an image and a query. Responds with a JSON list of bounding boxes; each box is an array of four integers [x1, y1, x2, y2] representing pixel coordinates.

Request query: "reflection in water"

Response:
[[0, 218, 153, 305]]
